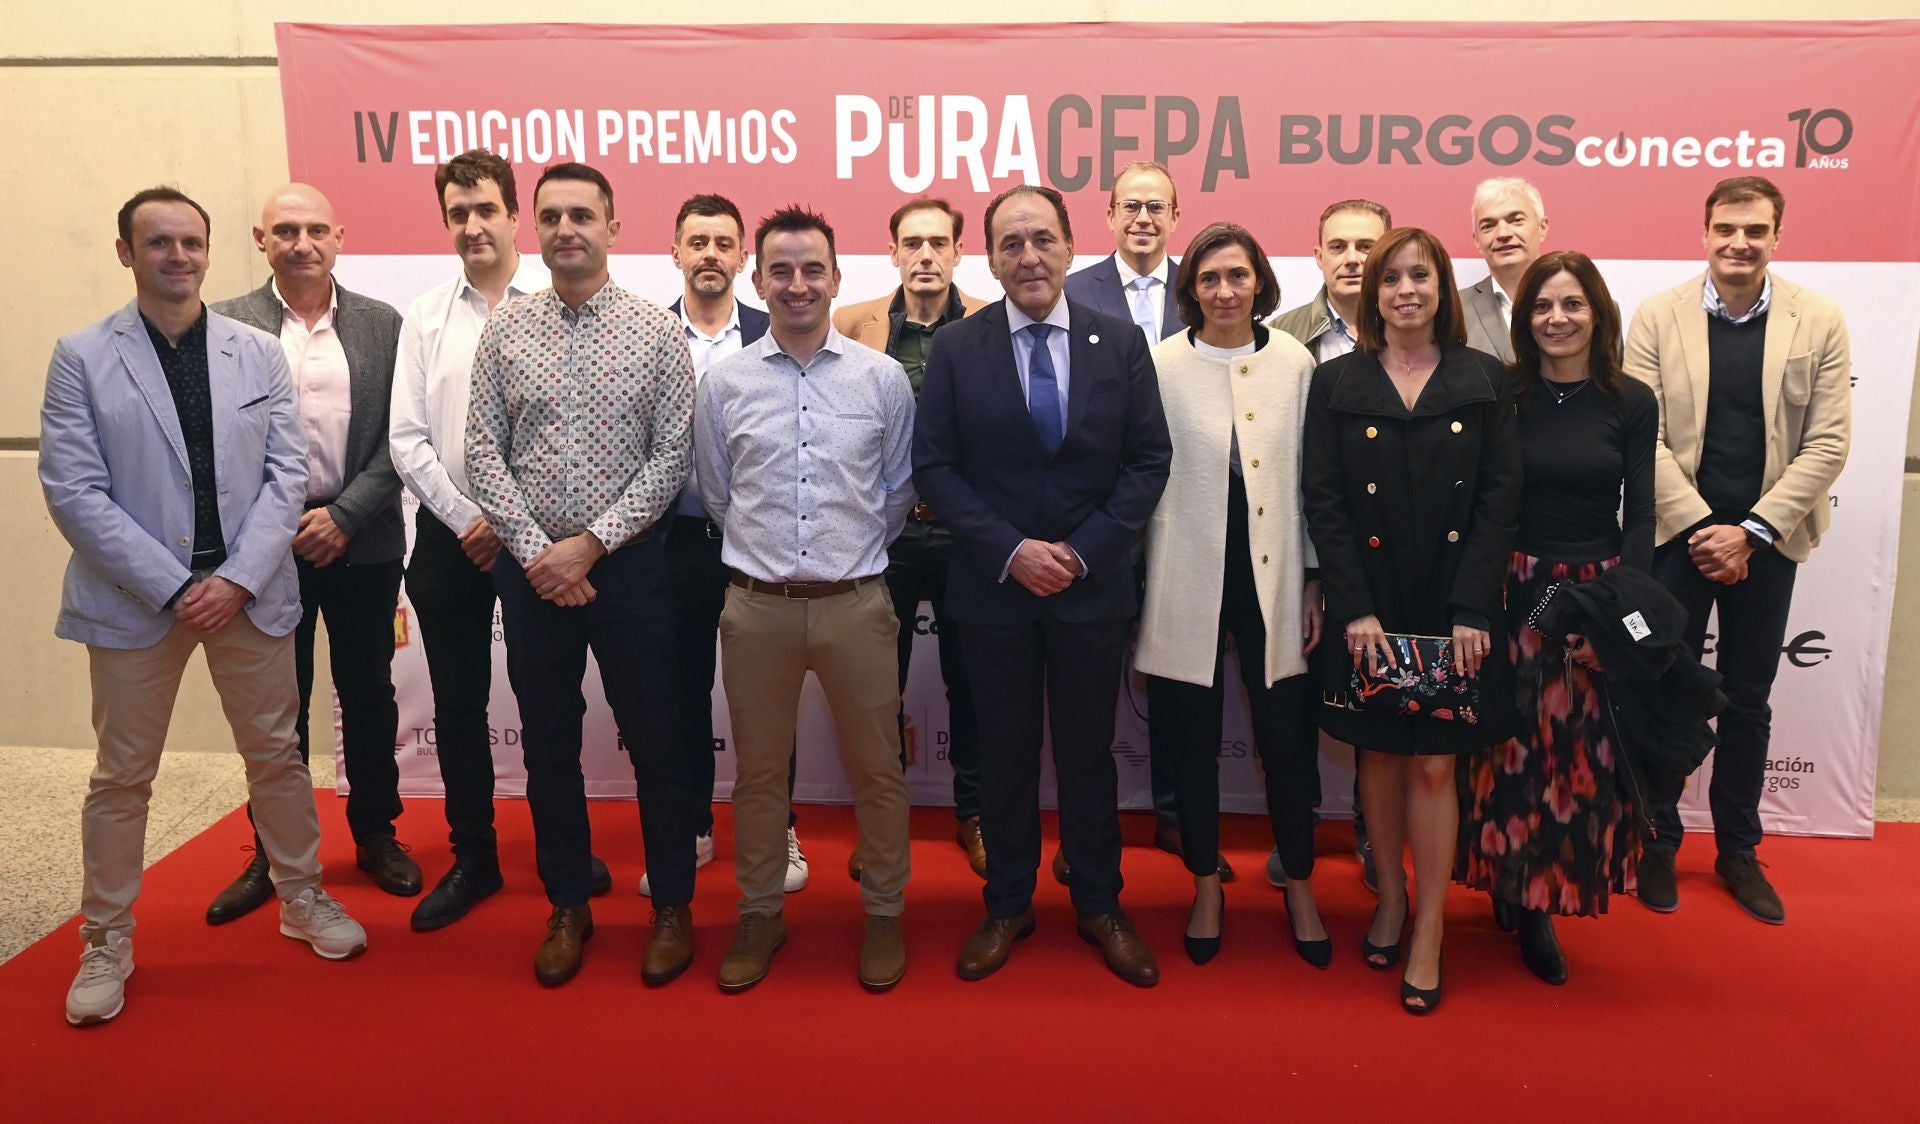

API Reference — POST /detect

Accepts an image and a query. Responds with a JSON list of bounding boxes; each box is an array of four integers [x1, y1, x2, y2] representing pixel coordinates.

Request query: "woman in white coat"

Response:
[[1136, 223, 1327, 967]]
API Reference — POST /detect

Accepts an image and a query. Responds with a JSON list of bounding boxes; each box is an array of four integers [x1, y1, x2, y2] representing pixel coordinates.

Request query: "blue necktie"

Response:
[[1025, 323, 1063, 456], [1129, 277, 1158, 340]]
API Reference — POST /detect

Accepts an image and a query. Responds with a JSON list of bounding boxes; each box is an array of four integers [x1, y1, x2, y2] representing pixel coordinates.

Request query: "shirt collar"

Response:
[[1115, 255, 1170, 289], [1323, 294, 1353, 339], [1006, 296, 1072, 337], [1703, 273, 1772, 324], [547, 278, 619, 320], [453, 259, 538, 307], [680, 297, 741, 342], [270, 276, 338, 322], [888, 285, 964, 329], [141, 305, 209, 353], [755, 323, 849, 366]]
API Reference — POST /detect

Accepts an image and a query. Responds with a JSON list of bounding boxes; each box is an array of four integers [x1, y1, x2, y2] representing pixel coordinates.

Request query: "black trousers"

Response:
[[290, 552, 403, 845], [665, 513, 796, 833], [966, 613, 1130, 919], [404, 509, 499, 862], [1649, 538, 1799, 856], [495, 535, 697, 908], [1147, 476, 1320, 878], [885, 518, 981, 819]]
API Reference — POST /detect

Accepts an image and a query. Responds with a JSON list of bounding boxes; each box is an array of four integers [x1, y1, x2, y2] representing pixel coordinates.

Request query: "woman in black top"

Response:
[[1302, 227, 1522, 1014], [1457, 251, 1656, 986]]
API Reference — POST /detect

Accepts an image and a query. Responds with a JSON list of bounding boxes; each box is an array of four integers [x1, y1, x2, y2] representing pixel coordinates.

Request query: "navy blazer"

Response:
[[667, 296, 769, 346], [912, 298, 1171, 626], [1063, 253, 1185, 340]]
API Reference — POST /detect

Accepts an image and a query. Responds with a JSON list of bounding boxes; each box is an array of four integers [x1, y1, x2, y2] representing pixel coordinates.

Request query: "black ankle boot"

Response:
[[1517, 908, 1567, 985]]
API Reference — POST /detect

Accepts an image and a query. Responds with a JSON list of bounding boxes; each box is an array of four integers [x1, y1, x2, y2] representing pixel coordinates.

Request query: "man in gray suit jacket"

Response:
[[207, 183, 417, 921], [1461, 177, 1550, 362], [43, 187, 367, 1026]]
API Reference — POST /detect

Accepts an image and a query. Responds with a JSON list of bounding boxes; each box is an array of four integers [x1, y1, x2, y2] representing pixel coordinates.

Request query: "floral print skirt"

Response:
[[1456, 551, 1640, 917]]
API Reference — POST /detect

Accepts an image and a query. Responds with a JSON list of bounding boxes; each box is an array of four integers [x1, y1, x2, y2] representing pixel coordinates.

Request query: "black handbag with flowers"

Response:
[[1330, 633, 1480, 723]]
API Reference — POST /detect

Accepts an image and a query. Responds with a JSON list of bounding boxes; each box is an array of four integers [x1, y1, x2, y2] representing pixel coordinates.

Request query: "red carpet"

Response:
[[4, 797, 1916, 1120]]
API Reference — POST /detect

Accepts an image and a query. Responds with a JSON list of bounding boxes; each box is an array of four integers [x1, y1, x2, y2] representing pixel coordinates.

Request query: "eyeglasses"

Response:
[[1114, 200, 1174, 218]]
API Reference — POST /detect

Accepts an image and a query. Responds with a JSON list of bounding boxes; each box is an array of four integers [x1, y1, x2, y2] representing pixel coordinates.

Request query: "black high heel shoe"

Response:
[[1184, 881, 1224, 966], [1401, 951, 1444, 1015], [1361, 892, 1409, 971], [1282, 882, 1332, 970]]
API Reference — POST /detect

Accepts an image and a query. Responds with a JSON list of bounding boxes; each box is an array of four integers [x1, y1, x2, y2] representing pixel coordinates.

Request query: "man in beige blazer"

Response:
[[1461, 177, 1550, 362], [832, 198, 989, 881], [1624, 175, 1850, 926]]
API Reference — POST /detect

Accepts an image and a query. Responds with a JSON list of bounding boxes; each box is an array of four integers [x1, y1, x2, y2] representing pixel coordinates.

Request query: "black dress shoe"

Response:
[[1638, 849, 1679, 912], [1516, 908, 1567, 985], [589, 854, 612, 897], [355, 836, 423, 896], [1183, 882, 1224, 966], [1283, 884, 1333, 970], [410, 860, 504, 932], [207, 851, 274, 925]]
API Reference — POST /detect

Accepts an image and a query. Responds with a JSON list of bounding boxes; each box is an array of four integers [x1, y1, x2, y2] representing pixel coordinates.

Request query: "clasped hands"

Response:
[[1688, 523, 1754, 585], [1008, 538, 1084, 597], [526, 533, 606, 606]]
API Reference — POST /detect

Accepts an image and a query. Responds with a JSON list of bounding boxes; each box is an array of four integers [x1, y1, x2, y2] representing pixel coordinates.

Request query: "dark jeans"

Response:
[[404, 508, 498, 863], [494, 535, 697, 908], [665, 513, 796, 834], [1147, 477, 1320, 878], [885, 518, 981, 818], [290, 552, 403, 845], [1649, 538, 1799, 857], [966, 614, 1130, 920]]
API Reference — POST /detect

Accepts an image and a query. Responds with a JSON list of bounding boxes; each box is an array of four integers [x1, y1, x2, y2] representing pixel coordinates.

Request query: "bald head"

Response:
[[254, 182, 343, 286]]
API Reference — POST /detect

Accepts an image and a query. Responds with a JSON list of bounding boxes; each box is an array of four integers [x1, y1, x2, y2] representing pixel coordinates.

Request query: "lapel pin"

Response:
[[1088, 334, 1100, 344]]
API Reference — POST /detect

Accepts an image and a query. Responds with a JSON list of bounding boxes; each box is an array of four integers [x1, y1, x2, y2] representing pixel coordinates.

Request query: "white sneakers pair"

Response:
[[635, 828, 810, 897], [66, 888, 366, 1027]]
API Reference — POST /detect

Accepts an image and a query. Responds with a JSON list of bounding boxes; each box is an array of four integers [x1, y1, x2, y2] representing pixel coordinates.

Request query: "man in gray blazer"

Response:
[[207, 183, 417, 921], [1461, 177, 1550, 362], [43, 187, 367, 1026]]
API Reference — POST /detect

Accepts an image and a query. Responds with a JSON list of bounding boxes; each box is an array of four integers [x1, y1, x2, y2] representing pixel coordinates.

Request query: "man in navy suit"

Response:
[[916, 184, 1172, 986], [645, 194, 815, 899]]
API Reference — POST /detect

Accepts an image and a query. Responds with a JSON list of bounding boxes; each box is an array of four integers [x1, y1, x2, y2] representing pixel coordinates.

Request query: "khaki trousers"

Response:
[[81, 614, 323, 941], [720, 577, 909, 918]]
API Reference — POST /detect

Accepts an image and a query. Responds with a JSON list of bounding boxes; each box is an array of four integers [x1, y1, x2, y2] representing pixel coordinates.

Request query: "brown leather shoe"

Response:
[[1077, 911, 1159, 987], [848, 846, 864, 883], [642, 904, 694, 986], [718, 911, 786, 993], [533, 905, 593, 987], [956, 909, 1035, 981], [859, 915, 907, 992], [1051, 847, 1070, 886], [956, 817, 988, 879]]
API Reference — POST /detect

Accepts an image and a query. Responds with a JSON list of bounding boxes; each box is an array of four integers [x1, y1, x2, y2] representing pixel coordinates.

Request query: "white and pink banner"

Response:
[[283, 20, 1920, 837]]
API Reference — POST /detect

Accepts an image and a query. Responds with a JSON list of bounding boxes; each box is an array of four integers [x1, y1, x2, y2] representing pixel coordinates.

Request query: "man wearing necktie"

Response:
[[914, 184, 1172, 986]]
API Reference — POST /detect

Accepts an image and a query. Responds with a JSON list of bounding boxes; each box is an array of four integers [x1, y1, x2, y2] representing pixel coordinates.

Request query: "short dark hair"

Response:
[[1317, 198, 1392, 243], [983, 184, 1073, 247], [753, 205, 837, 268], [435, 149, 518, 218], [1174, 223, 1281, 329], [118, 186, 210, 246], [1355, 227, 1466, 353], [1509, 251, 1626, 407], [534, 162, 615, 218], [1704, 175, 1785, 230], [675, 193, 744, 241], [888, 198, 963, 244]]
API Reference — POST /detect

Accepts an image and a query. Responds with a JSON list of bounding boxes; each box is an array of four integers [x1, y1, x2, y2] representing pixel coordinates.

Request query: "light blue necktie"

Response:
[[1129, 277, 1158, 340], [1025, 324, 1063, 456]]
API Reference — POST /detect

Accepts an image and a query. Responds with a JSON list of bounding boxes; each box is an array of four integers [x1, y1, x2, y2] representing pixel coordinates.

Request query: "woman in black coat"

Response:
[[1301, 226, 1522, 1014]]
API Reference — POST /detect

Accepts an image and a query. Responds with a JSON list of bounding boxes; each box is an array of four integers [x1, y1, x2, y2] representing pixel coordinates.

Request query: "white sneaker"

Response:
[[66, 931, 133, 1026], [785, 827, 810, 892], [638, 832, 717, 897], [279, 888, 368, 960]]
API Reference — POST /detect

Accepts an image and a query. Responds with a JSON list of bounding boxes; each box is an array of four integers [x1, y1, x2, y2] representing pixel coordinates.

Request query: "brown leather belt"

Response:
[[729, 572, 873, 599], [910, 502, 939, 523]]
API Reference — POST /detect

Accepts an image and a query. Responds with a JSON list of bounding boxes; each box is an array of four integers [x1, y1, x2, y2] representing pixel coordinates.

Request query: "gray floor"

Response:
[[0, 743, 333, 965], [4, 742, 1917, 966]]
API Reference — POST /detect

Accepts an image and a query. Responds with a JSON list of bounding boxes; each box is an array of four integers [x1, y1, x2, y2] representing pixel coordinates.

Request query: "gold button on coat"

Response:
[[1447, 531, 1461, 542], [1451, 421, 1463, 433], [1245, 412, 1254, 421], [1366, 483, 1377, 494], [1249, 458, 1260, 468], [1365, 426, 1378, 438], [1261, 554, 1269, 563], [1238, 364, 1250, 374]]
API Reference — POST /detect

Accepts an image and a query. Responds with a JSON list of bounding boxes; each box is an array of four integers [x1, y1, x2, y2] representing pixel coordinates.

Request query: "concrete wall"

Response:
[[6, 3, 1918, 802]]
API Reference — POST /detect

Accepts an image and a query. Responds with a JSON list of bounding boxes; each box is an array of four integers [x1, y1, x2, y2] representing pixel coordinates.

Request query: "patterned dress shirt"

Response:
[[465, 281, 694, 567]]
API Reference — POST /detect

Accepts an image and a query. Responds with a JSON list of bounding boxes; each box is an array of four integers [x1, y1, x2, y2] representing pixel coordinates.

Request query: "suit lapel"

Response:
[[1760, 279, 1799, 444], [207, 317, 241, 470], [1160, 264, 1183, 336], [111, 306, 191, 476], [1471, 281, 1504, 353], [1676, 281, 1713, 452], [1064, 303, 1097, 439]]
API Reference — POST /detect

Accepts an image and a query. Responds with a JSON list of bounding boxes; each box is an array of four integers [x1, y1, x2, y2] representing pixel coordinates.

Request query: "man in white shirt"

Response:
[[210, 184, 417, 919], [1461, 177, 1550, 362], [390, 149, 618, 930]]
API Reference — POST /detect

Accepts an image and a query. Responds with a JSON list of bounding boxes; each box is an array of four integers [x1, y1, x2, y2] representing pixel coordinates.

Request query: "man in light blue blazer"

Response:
[[40, 187, 367, 1028]]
